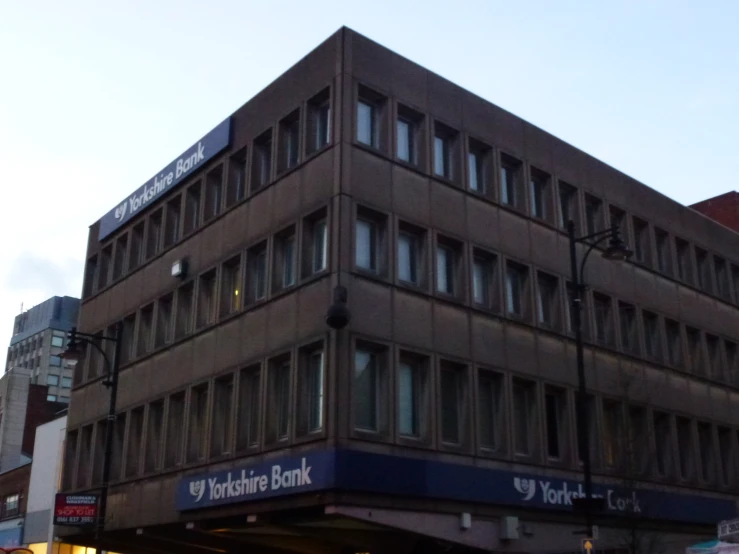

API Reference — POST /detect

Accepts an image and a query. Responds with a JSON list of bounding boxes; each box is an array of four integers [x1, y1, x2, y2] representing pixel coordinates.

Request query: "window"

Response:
[[472, 250, 498, 310], [146, 209, 163, 259], [676, 417, 695, 480], [219, 256, 242, 318], [602, 400, 623, 469], [210, 374, 234, 457], [696, 247, 712, 293], [717, 426, 734, 486], [4, 494, 19, 518], [545, 386, 566, 460], [558, 181, 578, 229], [91, 420, 107, 485], [63, 430, 78, 489], [354, 343, 387, 433], [110, 413, 126, 482], [47, 394, 57, 402], [274, 228, 297, 290], [304, 211, 328, 276], [49, 355, 61, 367], [129, 222, 144, 271], [51, 335, 64, 348], [398, 224, 425, 287], [706, 334, 722, 379], [536, 272, 559, 328], [642, 311, 662, 361], [164, 392, 185, 468], [297, 345, 325, 436], [619, 302, 638, 354], [686, 327, 704, 375], [47, 374, 59, 386], [226, 147, 247, 207], [675, 238, 692, 283], [278, 110, 300, 172], [98, 245, 112, 290], [715, 257, 731, 300], [204, 166, 223, 222], [84, 255, 98, 297], [144, 400, 164, 473], [530, 168, 552, 221], [119, 314, 136, 365], [174, 282, 194, 339], [357, 87, 384, 149], [112, 234, 128, 281], [653, 411, 673, 477], [632, 218, 650, 265], [665, 319, 683, 367], [125, 407, 144, 477], [77, 424, 93, 486], [356, 208, 386, 275], [196, 269, 217, 329], [626, 406, 649, 475], [436, 238, 460, 296], [307, 89, 330, 153], [136, 304, 153, 357], [246, 242, 268, 303], [396, 105, 422, 165], [584, 194, 604, 235], [155, 293, 173, 348], [609, 206, 628, 245], [726, 340, 738, 385], [577, 394, 597, 467], [163, 195, 181, 247], [183, 182, 201, 235], [252, 129, 273, 190], [593, 293, 614, 345], [565, 282, 580, 335], [433, 122, 456, 180], [512, 378, 537, 457], [236, 365, 261, 451], [505, 262, 529, 318], [440, 361, 467, 445], [733, 264, 739, 303], [186, 384, 208, 463], [698, 422, 715, 483], [61, 377, 72, 388], [655, 228, 672, 275], [478, 370, 504, 452], [397, 354, 428, 440], [468, 139, 491, 193], [500, 154, 522, 208], [266, 356, 291, 443]]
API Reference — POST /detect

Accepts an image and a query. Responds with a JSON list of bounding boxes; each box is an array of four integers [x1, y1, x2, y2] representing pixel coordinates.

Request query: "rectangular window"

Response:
[[478, 370, 504, 452], [440, 361, 467, 445], [675, 238, 692, 283], [398, 224, 425, 286], [436, 239, 460, 296], [303, 211, 328, 276], [275, 228, 297, 290], [602, 399, 623, 469], [536, 272, 559, 328], [144, 400, 164, 473], [136, 304, 153, 357], [110, 413, 126, 482], [505, 261, 529, 318], [247, 242, 268, 302], [593, 292, 614, 345], [91, 420, 107, 485], [252, 129, 273, 190], [619, 302, 638, 354], [219, 256, 242, 318], [210, 374, 234, 458], [472, 250, 498, 310], [98, 245, 112, 290], [633, 218, 650, 265], [500, 154, 522, 208], [297, 345, 325, 436], [545, 386, 566, 460], [676, 416, 695, 480], [726, 340, 738, 385], [307, 89, 330, 153], [357, 87, 384, 149], [354, 343, 387, 433], [655, 228, 672, 275], [3, 493, 20, 518], [512, 378, 537, 457], [266, 357, 291, 443], [698, 422, 715, 482], [47, 374, 59, 386], [565, 282, 580, 334], [433, 123, 456, 180], [174, 282, 194, 339], [155, 293, 173, 348], [47, 394, 57, 402], [62, 429, 78, 488], [83, 255, 98, 297], [183, 182, 201, 235], [186, 384, 209, 463], [146, 209, 163, 259], [278, 110, 300, 172], [530, 168, 552, 221], [715, 256, 731, 300], [396, 105, 422, 165], [204, 166, 223, 222], [468, 139, 490, 193], [665, 319, 683, 367], [717, 426, 734, 486], [164, 392, 185, 468], [558, 181, 578, 230], [236, 365, 261, 451], [125, 407, 144, 478], [398, 354, 428, 440], [706, 334, 722, 379], [51, 335, 64, 348], [609, 206, 628, 245], [196, 269, 217, 329], [643, 311, 662, 361], [129, 222, 144, 271], [687, 327, 704, 375], [584, 194, 604, 235], [577, 394, 597, 466], [226, 147, 247, 207], [119, 314, 136, 366], [163, 195, 181, 247], [61, 376, 72, 388], [356, 209, 386, 275], [112, 235, 128, 281], [696, 247, 713, 293], [653, 411, 673, 477]]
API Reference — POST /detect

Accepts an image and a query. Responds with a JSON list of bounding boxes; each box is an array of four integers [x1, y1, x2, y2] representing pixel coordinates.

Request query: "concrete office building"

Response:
[[6, 296, 80, 403], [59, 28, 739, 554]]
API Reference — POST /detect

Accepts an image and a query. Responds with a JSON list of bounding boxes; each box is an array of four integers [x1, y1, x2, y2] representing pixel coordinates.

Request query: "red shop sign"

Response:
[[53, 494, 98, 527]]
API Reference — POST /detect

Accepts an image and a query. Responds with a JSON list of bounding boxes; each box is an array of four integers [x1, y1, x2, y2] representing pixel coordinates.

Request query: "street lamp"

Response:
[[60, 322, 122, 543], [567, 220, 632, 538]]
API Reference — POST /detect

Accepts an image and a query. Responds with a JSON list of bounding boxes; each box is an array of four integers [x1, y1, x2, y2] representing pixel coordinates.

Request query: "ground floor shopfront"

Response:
[[58, 449, 737, 554]]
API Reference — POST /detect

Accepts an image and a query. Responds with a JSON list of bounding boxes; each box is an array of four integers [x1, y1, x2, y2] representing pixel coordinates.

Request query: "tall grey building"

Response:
[[6, 296, 79, 403]]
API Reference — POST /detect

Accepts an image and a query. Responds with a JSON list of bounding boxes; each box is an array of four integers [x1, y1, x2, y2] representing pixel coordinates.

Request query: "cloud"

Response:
[[4, 253, 83, 296]]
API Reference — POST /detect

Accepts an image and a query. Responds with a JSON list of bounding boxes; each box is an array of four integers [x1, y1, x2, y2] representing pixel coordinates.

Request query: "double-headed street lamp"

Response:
[[567, 220, 633, 538], [60, 322, 122, 542]]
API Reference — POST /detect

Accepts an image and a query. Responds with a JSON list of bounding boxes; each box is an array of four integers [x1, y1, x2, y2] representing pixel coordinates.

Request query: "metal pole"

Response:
[[96, 321, 123, 546], [568, 220, 593, 538]]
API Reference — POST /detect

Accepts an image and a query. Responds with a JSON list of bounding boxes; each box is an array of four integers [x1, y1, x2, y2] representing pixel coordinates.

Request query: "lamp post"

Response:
[[567, 220, 633, 538], [60, 322, 122, 544]]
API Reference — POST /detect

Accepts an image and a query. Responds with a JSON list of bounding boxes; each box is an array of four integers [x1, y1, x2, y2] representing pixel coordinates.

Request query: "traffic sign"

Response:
[[582, 538, 595, 554]]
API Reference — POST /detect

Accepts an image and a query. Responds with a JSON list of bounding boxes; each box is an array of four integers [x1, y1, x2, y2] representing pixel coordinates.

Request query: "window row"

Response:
[[77, 209, 329, 384], [355, 84, 739, 306], [65, 341, 325, 489], [1, 493, 19, 519], [84, 87, 332, 299]]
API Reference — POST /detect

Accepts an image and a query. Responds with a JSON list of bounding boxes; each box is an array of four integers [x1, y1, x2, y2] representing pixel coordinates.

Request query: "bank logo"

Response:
[[513, 477, 536, 501], [114, 202, 127, 221], [189, 479, 206, 503]]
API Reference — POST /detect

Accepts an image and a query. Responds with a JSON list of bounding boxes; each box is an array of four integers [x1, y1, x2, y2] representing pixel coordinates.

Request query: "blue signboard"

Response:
[[176, 449, 737, 525], [0, 526, 22, 547], [98, 118, 231, 241]]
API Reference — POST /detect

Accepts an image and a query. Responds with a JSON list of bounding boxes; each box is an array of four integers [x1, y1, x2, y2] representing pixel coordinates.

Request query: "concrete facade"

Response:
[[59, 28, 739, 554], [691, 192, 739, 234]]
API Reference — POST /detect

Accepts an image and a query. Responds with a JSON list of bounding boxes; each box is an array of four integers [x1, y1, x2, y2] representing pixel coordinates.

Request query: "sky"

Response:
[[0, 0, 737, 345]]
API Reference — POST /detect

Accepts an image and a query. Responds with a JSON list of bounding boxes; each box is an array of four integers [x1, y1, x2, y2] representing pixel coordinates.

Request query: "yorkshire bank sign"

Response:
[[97, 118, 231, 241], [513, 477, 641, 514]]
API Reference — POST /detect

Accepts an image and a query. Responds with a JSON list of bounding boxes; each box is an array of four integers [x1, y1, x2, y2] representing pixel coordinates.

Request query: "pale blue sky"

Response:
[[1, 0, 737, 344]]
